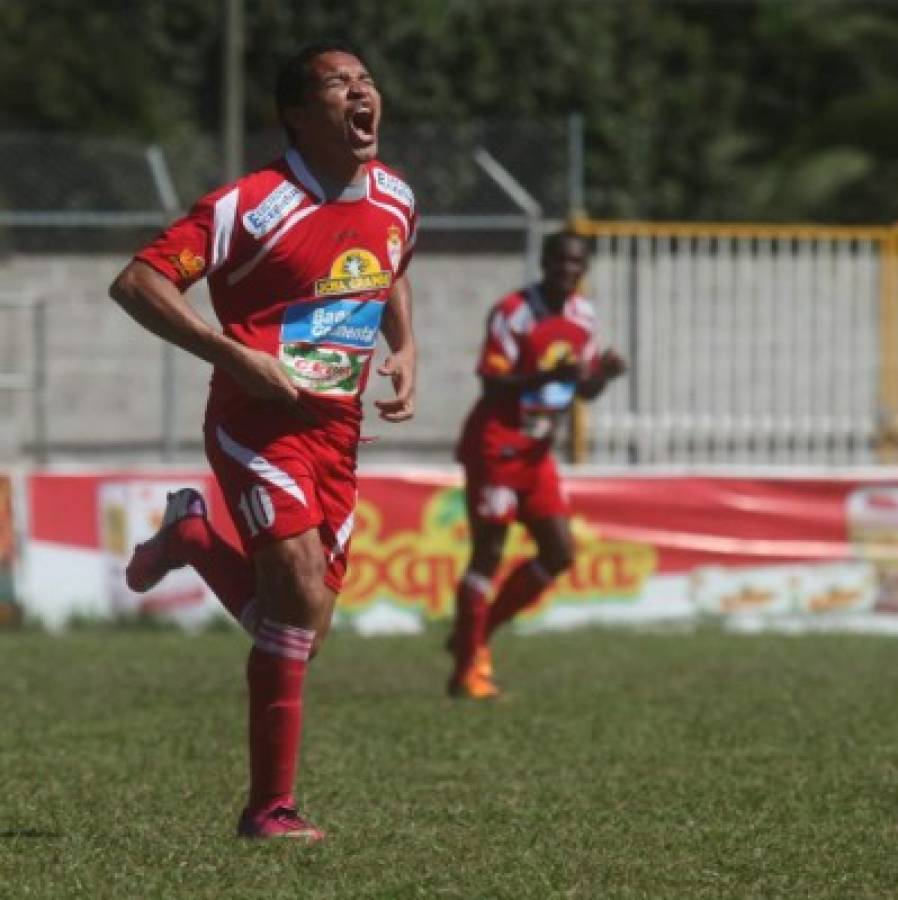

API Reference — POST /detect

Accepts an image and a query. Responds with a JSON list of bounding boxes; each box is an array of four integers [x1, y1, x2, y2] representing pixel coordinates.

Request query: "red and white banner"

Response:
[[9, 468, 898, 632]]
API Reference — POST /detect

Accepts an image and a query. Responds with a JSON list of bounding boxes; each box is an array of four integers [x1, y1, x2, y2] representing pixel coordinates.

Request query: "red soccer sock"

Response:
[[452, 572, 492, 681], [171, 516, 256, 631], [485, 559, 553, 640], [246, 620, 315, 811]]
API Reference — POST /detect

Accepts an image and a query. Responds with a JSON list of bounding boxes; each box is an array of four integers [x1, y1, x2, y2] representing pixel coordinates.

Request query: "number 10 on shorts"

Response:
[[238, 485, 276, 537]]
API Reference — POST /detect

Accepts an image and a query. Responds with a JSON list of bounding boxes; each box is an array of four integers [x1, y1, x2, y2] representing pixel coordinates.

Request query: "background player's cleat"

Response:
[[125, 488, 207, 593], [448, 668, 501, 700], [445, 634, 495, 682], [237, 804, 326, 841], [472, 645, 494, 681]]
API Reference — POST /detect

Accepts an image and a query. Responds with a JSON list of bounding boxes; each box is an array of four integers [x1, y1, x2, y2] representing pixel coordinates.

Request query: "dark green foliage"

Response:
[[2, 0, 898, 221]]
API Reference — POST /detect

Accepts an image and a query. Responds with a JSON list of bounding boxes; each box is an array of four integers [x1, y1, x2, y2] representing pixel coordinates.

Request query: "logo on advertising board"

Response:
[[243, 182, 304, 239], [339, 487, 656, 619], [0, 474, 18, 625], [315, 249, 390, 296], [691, 562, 877, 618], [99, 481, 216, 627], [846, 485, 898, 611]]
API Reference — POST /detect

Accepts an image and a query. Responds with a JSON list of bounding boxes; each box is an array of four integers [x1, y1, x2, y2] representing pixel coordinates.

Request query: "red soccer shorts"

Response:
[[463, 452, 569, 526], [204, 410, 357, 594]]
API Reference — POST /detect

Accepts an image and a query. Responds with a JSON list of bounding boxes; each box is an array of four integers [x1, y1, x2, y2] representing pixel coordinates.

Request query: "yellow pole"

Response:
[[878, 227, 898, 461]]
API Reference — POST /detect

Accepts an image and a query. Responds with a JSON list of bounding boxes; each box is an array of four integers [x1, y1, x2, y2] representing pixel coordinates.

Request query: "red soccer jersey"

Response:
[[135, 147, 417, 433], [457, 285, 599, 469]]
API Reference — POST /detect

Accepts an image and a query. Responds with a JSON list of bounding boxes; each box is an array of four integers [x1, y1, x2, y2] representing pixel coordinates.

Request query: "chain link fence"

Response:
[[0, 120, 574, 253]]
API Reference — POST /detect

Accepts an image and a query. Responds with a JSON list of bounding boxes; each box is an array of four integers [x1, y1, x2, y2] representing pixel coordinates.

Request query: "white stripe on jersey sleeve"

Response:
[[491, 308, 520, 363], [366, 194, 410, 239], [565, 294, 598, 333], [208, 187, 240, 274], [226, 203, 321, 285]]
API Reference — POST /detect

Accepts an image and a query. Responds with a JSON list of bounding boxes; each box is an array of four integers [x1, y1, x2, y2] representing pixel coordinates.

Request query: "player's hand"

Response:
[[550, 361, 582, 382], [227, 346, 317, 423], [597, 347, 627, 381], [375, 346, 416, 422]]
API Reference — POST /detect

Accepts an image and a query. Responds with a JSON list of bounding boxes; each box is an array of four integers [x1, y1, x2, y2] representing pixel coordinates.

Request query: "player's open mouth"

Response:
[[347, 107, 376, 147]]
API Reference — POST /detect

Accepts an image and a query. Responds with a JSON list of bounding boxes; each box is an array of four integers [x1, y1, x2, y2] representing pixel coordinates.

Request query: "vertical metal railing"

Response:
[[570, 219, 898, 467]]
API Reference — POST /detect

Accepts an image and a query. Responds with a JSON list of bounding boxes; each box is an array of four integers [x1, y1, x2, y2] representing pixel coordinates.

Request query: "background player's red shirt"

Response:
[[136, 147, 417, 435], [457, 285, 599, 469]]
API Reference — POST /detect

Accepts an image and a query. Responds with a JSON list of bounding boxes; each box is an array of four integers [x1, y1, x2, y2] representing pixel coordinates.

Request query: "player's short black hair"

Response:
[[541, 230, 589, 262], [275, 41, 371, 113]]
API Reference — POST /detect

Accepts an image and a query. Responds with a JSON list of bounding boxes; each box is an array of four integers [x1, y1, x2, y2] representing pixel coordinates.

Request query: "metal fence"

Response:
[[2, 128, 897, 468], [572, 219, 898, 467]]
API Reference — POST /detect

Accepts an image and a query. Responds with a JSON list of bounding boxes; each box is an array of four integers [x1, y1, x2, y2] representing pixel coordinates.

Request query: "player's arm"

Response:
[[374, 274, 416, 422], [576, 347, 627, 401], [481, 362, 581, 400], [109, 260, 300, 409]]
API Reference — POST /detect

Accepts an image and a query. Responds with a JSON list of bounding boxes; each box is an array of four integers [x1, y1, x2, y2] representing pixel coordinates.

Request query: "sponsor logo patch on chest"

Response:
[[281, 298, 384, 350], [373, 168, 414, 209], [242, 182, 304, 239], [315, 248, 390, 296]]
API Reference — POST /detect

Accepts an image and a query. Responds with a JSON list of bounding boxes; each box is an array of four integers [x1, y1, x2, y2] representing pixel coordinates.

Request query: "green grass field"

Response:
[[3, 624, 898, 898]]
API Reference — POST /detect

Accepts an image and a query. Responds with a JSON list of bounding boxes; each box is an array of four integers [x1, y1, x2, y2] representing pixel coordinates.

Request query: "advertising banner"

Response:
[[0, 474, 18, 626], [15, 469, 898, 633]]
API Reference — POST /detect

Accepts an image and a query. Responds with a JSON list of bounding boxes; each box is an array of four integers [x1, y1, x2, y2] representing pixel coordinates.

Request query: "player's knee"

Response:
[[471, 548, 503, 577], [256, 538, 329, 624], [543, 551, 573, 577], [539, 539, 575, 576]]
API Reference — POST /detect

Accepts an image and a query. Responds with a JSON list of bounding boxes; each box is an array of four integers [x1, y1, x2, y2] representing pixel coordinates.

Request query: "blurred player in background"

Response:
[[449, 231, 626, 699], [110, 43, 417, 840]]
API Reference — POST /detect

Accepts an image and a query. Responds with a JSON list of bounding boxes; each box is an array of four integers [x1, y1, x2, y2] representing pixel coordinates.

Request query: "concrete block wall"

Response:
[[0, 253, 526, 463]]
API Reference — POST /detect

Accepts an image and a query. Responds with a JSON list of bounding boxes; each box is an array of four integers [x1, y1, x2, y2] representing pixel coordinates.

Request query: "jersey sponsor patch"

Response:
[[315, 248, 390, 296], [279, 345, 366, 396], [372, 168, 414, 209], [537, 340, 577, 370], [169, 248, 205, 279], [242, 182, 304, 239], [520, 381, 577, 440], [522, 381, 577, 411], [281, 298, 384, 350]]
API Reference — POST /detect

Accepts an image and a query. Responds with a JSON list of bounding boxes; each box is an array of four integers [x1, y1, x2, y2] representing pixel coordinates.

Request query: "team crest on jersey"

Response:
[[242, 182, 304, 239], [169, 248, 205, 279], [386, 225, 403, 273], [538, 340, 577, 370], [315, 248, 390, 296], [373, 168, 414, 209]]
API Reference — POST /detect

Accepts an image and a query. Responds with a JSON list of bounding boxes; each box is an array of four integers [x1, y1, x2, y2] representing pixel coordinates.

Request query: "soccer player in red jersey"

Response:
[[449, 231, 626, 699], [109, 43, 417, 839]]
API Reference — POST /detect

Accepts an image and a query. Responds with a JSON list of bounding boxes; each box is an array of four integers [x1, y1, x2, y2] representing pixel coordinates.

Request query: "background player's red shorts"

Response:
[[204, 409, 357, 594], [463, 452, 569, 525]]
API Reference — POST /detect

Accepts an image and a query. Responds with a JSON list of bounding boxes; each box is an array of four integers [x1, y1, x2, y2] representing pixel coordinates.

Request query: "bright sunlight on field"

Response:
[[3, 626, 898, 898]]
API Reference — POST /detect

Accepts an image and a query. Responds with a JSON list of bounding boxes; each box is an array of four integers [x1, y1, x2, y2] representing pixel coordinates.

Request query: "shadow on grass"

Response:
[[0, 828, 63, 839]]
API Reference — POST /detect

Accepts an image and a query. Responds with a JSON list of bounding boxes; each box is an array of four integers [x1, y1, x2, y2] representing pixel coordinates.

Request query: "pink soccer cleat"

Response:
[[125, 488, 207, 593], [237, 803, 326, 842]]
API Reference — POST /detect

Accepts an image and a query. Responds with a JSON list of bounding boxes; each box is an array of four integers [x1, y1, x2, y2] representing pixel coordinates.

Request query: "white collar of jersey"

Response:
[[285, 147, 367, 203]]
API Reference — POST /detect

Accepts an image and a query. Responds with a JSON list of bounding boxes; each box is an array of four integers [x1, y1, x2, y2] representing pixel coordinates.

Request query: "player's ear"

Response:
[[281, 106, 302, 133]]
